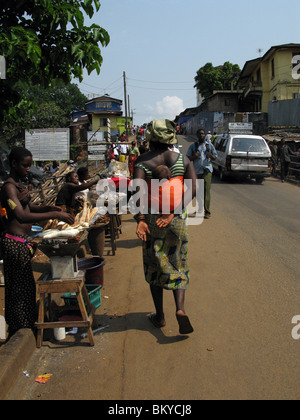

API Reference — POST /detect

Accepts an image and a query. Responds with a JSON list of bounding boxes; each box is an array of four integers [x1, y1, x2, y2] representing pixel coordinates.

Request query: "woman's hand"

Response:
[[56, 211, 75, 225], [136, 221, 150, 242], [156, 214, 174, 228]]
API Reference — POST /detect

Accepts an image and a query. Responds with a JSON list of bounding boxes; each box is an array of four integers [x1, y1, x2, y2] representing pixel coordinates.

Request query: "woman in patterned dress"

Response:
[[0, 147, 74, 338], [133, 120, 197, 334]]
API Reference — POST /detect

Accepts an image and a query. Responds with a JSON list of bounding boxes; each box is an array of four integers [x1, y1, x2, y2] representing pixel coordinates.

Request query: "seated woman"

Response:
[[55, 170, 100, 213], [0, 147, 74, 338], [73, 167, 91, 206]]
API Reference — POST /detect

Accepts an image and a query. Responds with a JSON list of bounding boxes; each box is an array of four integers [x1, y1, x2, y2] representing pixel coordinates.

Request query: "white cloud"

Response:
[[140, 96, 184, 125], [156, 96, 184, 120]]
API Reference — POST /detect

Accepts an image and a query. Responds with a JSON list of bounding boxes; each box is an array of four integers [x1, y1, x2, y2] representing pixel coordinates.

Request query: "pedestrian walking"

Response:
[[278, 138, 299, 182], [133, 119, 197, 335], [186, 128, 217, 219], [128, 140, 140, 177]]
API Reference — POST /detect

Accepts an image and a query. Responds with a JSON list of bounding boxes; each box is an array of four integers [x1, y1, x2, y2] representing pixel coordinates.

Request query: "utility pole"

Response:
[[123, 71, 129, 138], [128, 94, 131, 132]]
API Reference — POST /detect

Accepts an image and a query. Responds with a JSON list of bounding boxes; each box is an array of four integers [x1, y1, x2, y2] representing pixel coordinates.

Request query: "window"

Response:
[[271, 59, 275, 78], [231, 138, 269, 153], [100, 118, 108, 126], [216, 136, 228, 152], [220, 138, 228, 152], [215, 136, 223, 151], [256, 68, 261, 83], [293, 93, 300, 99], [95, 101, 112, 109]]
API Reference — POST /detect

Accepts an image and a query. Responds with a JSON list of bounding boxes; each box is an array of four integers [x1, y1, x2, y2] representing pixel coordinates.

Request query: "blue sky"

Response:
[[77, 0, 300, 126]]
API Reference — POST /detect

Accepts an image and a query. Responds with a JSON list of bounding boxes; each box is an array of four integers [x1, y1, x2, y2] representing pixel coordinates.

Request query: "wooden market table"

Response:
[[35, 272, 96, 347]]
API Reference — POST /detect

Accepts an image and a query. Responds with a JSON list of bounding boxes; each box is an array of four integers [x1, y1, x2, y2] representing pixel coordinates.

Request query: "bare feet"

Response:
[[176, 310, 194, 334], [149, 313, 166, 328]]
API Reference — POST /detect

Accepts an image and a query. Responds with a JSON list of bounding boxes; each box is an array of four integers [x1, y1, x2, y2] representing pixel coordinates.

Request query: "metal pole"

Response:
[[123, 71, 129, 138], [128, 94, 131, 133]]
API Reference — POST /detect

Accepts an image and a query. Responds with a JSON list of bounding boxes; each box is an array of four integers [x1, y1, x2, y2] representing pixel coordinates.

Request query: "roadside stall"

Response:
[[30, 202, 109, 347], [0, 158, 130, 344]]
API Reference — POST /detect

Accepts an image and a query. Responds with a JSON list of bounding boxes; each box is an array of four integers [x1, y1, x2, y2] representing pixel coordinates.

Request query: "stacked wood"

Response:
[[30, 163, 74, 206], [30, 159, 101, 207]]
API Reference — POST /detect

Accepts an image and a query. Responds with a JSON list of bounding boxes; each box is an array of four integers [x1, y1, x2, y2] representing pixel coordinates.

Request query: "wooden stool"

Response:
[[35, 272, 95, 348]]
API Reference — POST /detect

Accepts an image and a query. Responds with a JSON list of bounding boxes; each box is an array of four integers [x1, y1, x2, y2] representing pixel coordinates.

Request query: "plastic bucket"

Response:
[[119, 155, 126, 162], [78, 257, 105, 285], [30, 225, 43, 236]]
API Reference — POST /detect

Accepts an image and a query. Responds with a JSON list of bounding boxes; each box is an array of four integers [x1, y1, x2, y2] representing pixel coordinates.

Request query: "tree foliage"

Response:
[[0, 0, 109, 131], [194, 61, 241, 99], [1, 81, 87, 148]]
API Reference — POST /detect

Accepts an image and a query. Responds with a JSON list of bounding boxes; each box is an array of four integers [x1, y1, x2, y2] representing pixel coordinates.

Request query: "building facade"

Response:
[[85, 95, 131, 137], [238, 44, 300, 113]]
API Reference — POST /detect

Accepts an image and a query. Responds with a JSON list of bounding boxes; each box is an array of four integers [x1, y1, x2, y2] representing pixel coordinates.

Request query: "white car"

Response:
[[212, 134, 272, 183]]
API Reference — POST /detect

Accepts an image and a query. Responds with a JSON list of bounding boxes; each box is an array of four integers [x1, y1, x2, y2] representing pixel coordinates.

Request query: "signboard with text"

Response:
[[25, 128, 70, 161], [88, 144, 107, 161], [87, 131, 105, 142]]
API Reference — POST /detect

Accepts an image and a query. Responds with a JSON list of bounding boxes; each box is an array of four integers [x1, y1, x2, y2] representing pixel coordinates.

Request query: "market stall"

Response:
[[30, 202, 110, 346]]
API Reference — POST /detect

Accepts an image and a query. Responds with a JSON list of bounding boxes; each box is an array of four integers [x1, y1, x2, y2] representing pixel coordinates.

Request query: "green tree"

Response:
[[194, 61, 241, 99], [17, 80, 87, 118], [1, 81, 87, 148], [1, 102, 69, 148], [0, 0, 109, 131]]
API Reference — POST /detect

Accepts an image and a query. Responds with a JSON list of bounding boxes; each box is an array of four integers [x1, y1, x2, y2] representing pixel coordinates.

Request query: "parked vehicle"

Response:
[[213, 133, 272, 183]]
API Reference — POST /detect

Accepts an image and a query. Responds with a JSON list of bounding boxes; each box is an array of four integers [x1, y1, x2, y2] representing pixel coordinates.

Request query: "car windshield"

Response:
[[231, 138, 269, 153]]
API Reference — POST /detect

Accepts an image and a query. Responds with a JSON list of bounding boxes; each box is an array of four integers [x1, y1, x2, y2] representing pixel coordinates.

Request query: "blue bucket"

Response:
[[30, 225, 43, 236]]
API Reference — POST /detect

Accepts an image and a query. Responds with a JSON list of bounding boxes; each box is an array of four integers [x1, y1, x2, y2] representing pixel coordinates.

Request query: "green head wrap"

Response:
[[145, 119, 178, 145]]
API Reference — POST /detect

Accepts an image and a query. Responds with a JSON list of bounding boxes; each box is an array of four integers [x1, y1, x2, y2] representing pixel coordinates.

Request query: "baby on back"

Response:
[[152, 164, 172, 181]]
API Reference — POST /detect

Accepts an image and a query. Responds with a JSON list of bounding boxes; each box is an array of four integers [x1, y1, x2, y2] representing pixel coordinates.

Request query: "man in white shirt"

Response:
[[119, 142, 128, 157]]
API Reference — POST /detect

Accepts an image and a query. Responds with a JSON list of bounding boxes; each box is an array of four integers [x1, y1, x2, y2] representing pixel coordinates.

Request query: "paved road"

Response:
[[6, 136, 300, 400]]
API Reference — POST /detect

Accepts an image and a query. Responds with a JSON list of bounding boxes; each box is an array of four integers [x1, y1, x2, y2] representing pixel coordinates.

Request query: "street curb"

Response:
[[0, 329, 36, 400]]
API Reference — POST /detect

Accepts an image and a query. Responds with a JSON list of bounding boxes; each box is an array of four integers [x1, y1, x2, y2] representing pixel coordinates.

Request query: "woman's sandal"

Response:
[[176, 311, 194, 334]]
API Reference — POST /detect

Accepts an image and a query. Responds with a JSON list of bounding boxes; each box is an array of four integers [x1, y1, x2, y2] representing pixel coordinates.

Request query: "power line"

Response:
[[81, 81, 105, 90], [81, 76, 123, 92], [127, 77, 192, 84], [128, 84, 194, 91]]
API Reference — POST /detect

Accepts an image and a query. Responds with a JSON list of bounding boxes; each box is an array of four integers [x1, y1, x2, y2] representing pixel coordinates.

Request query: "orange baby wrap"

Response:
[[147, 176, 184, 213]]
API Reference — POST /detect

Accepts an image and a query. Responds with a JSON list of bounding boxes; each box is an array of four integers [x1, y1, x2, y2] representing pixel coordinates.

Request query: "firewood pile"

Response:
[[30, 160, 100, 207], [30, 163, 74, 206]]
